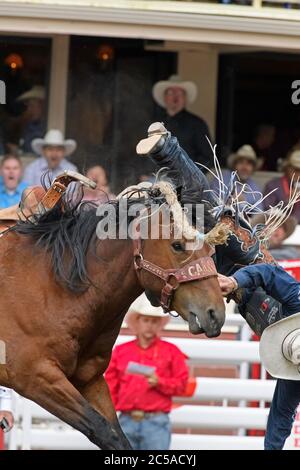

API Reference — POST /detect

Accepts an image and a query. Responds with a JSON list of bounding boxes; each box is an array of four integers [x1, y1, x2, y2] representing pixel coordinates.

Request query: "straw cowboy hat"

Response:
[[152, 74, 197, 108], [260, 312, 300, 380], [227, 145, 258, 170], [32, 129, 77, 157], [251, 212, 297, 241], [282, 150, 300, 170], [16, 85, 46, 102], [125, 293, 169, 334]]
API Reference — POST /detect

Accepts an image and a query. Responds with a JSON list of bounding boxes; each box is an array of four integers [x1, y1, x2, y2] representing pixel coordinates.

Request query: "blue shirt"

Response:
[[0, 181, 28, 209], [233, 264, 300, 317], [23, 156, 78, 186]]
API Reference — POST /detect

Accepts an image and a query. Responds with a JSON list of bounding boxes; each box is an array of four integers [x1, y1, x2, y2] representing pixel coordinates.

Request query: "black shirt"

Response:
[[157, 109, 213, 168]]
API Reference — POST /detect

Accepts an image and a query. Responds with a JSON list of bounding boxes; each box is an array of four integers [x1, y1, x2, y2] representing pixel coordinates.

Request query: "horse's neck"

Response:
[[88, 238, 143, 318]]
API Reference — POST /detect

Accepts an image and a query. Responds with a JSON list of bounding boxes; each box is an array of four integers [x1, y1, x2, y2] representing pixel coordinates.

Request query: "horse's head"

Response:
[[131, 182, 228, 338], [136, 232, 227, 338]]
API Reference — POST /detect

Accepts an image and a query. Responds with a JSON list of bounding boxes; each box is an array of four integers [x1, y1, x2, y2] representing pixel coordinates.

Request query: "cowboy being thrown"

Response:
[[136, 122, 300, 450]]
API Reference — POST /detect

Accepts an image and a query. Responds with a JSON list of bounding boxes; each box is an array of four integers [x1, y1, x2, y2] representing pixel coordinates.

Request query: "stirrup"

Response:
[[136, 122, 168, 156]]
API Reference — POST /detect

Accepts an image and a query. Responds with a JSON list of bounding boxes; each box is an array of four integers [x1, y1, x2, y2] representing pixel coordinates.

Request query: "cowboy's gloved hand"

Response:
[[147, 374, 159, 387], [217, 274, 238, 297], [0, 411, 14, 432]]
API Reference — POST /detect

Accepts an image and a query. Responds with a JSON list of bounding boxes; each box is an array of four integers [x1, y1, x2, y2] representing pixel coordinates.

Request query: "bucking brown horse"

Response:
[[0, 180, 226, 450]]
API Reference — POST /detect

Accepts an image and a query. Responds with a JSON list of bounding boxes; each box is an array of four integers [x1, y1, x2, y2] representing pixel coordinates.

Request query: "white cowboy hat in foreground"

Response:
[[32, 129, 77, 157], [152, 74, 197, 108], [260, 312, 300, 380], [125, 293, 169, 334]]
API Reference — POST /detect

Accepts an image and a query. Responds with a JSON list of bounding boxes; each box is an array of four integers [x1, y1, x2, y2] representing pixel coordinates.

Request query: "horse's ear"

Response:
[[144, 289, 161, 307]]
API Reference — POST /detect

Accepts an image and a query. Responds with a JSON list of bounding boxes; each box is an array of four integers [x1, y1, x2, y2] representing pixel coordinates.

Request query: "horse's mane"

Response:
[[13, 180, 215, 293]]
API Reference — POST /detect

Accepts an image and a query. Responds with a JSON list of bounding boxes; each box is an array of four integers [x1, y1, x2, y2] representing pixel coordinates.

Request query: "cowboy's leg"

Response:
[[264, 379, 300, 450], [137, 124, 216, 207]]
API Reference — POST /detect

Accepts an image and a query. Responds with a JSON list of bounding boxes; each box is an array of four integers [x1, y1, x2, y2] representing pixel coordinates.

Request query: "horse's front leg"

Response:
[[18, 361, 128, 450], [76, 374, 131, 450]]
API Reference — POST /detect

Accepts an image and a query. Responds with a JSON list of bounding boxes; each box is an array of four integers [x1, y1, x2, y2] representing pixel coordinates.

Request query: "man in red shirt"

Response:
[[105, 294, 188, 450]]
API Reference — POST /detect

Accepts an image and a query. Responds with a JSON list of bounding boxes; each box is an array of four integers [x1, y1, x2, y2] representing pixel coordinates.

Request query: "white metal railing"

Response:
[[7, 390, 300, 450], [117, 334, 260, 364], [174, 377, 276, 402]]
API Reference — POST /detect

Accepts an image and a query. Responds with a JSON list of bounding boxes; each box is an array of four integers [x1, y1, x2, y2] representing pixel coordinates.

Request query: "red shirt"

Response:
[[105, 337, 188, 413]]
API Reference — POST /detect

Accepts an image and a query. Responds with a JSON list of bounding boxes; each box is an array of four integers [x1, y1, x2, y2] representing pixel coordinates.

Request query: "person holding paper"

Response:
[[105, 294, 188, 450]]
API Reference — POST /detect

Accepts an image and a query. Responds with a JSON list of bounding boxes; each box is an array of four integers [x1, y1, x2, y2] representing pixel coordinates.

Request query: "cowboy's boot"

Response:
[[136, 122, 169, 156]]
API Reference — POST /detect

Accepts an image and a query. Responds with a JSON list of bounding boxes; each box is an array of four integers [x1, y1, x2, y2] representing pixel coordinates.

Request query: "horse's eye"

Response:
[[172, 241, 185, 252]]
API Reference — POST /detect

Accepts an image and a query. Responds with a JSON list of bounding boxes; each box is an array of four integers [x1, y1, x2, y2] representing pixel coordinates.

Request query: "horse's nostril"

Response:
[[207, 308, 216, 323]]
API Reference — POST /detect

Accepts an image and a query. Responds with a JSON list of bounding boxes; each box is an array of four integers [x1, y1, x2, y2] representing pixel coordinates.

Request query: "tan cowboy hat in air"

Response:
[[125, 293, 169, 334], [152, 74, 197, 108], [282, 150, 300, 170], [260, 312, 300, 380], [16, 85, 46, 102], [227, 145, 258, 170], [251, 212, 297, 241], [32, 129, 77, 157]]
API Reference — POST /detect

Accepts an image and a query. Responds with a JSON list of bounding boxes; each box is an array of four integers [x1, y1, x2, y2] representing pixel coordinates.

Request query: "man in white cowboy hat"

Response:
[[105, 293, 188, 450], [23, 129, 78, 186], [16, 85, 46, 154], [218, 263, 300, 450], [264, 149, 300, 223], [152, 75, 213, 168], [210, 144, 263, 211]]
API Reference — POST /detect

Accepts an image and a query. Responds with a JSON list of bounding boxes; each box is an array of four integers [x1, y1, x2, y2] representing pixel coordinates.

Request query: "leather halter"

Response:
[[133, 235, 217, 313]]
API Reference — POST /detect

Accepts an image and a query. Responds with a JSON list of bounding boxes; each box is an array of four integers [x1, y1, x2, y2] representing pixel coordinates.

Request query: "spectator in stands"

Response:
[[0, 387, 14, 433], [251, 212, 299, 261], [83, 165, 115, 203], [152, 75, 213, 168], [23, 129, 77, 186], [0, 154, 28, 209], [105, 293, 188, 450], [252, 124, 277, 171], [15, 85, 47, 154], [210, 144, 263, 211], [263, 150, 300, 223], [218, 264, 300, 450]]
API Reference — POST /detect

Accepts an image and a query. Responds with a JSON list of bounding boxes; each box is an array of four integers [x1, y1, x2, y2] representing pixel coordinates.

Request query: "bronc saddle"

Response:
[[0, 170, 96, 233]]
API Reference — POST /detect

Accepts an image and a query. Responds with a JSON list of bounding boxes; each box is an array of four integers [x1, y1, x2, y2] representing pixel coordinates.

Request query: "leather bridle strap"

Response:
[[133, 237, 217, 312]]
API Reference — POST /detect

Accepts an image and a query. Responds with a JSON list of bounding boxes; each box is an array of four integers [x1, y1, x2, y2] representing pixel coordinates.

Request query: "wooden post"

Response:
[[47, 35, 70, 134]]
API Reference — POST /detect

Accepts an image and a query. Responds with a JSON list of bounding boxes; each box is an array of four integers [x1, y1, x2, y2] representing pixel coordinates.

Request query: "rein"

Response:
[[133, 235, 217, 313]]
